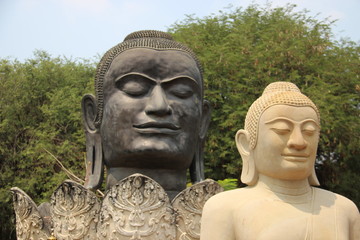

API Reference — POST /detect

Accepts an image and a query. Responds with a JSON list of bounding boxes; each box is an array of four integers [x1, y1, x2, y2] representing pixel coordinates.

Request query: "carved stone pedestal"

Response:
[[11, 187, 50, 240], [97, 174, 175, 239], [12, 174, 222, 240]]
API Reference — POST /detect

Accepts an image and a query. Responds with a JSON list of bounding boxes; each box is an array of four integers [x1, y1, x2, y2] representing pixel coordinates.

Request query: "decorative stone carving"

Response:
[[51, 180, 100, 240], [173, 180, 223, 240], [12, 175, 221, 240], [97, 174, 176, 240], [11, 187, 49, 240], [97, 174, 221, 240]]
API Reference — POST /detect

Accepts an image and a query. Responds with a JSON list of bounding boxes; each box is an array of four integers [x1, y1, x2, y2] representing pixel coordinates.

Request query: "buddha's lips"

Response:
[[133, 122, 180, 130], [282, 153, 310, 162], [281, 153, 310, 158]]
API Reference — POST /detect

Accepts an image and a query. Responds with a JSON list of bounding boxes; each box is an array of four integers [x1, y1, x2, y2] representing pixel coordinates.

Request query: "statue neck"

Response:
[[106, 167, 187, 200], [256, 174, 312, 204]]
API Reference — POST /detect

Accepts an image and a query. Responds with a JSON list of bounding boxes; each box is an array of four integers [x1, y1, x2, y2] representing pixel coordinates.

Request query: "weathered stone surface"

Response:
[[97, 174, 222, 240], [97, 174, 176, 240], [11, 187, 49, 240], [12, 175, 222, 240], [172, 180, 223, 240], [82, 30, 211, 196], [51, 180, 100, 240]]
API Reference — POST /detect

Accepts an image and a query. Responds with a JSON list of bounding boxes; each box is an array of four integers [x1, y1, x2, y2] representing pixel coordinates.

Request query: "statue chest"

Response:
[[233, 196, 348, 240]]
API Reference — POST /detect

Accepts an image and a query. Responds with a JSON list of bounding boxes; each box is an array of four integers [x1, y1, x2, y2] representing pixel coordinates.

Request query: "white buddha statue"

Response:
[[200, 82, 359, 240]]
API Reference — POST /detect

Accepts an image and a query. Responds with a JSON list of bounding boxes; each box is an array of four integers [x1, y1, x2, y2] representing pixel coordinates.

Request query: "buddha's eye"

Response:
[[119, 81, 149, 96], [270, 121, 291, 135], [169, 86, 194, 99], [116, 75, 153, 97], [302, 123, 318, 136], [302, 130, 315, 136], [164, 77, 199, 99], [271, 128, 291, 135]]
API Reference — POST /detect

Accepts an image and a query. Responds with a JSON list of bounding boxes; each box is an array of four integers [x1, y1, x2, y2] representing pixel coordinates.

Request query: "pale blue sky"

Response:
[[1, 0, 359, 61]]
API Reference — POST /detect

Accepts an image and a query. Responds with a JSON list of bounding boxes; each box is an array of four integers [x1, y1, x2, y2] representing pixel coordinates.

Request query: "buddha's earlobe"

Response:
[[189, 141, 204, 183], [190, 100, 211, 183], [199, 100, 211, 140], [235, 130, 258, 186], [82, 94, 104, 190], [308, 166, 320, 186]]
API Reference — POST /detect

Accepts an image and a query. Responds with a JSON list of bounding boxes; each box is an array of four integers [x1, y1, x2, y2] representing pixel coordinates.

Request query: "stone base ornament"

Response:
[[12, 174, 222, 240]]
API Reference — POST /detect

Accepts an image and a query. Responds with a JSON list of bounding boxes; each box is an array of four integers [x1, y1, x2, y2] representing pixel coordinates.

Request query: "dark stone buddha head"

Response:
[[82, 30, 210, 193]]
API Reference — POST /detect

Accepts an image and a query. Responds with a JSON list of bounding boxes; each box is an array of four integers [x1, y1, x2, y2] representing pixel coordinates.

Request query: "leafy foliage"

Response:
[[169, 4, 360, 206], [217, 178, 238, 191], [0, 51, 96, 238]]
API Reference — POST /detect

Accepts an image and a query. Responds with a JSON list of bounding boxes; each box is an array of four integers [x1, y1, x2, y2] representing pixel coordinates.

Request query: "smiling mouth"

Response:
[[282, 154, 310, 162], [133, 122, 180, 134]]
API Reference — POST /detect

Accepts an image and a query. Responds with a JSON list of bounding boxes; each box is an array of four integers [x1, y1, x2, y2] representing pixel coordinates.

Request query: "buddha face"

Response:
[[100, 48, 206, 170], [253, 105, 320, 181]]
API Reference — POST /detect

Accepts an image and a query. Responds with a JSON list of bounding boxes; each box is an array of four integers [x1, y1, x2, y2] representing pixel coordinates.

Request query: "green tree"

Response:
[[0, 51, 96, 238], [170, 4, 360, 206]]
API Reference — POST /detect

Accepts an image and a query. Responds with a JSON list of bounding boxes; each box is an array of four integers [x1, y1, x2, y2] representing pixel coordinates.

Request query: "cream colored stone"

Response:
[[11, 187, 50, 240], [51, 180, 100, 240], [200, 82, 359, 240]]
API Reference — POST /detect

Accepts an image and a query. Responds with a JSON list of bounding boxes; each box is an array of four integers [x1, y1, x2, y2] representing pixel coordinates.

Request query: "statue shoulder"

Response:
[[336, 193, 359, 213], [203, 187, 252, 215], [314, 187, 359, 219], [200, 188, 248, 240], [331, 190, 360, 240], [334, 191, 359, 227]]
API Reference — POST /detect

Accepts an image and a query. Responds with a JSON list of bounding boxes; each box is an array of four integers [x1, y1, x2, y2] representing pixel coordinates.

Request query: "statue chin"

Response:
[[102, 136, 195, 169], [103, 150, 194, 170]]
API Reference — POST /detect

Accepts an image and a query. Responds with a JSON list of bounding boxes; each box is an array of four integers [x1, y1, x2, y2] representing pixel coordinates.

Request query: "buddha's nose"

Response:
[[145, 85, 172, 116], [287, 127, 307, 150]]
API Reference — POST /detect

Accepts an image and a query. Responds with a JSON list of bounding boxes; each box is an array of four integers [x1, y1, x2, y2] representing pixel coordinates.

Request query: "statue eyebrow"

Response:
[[114, 73, 199, 87], [114, 72, 157, 83], [161, 75, 199, 86], [265, 117, 319, 127]]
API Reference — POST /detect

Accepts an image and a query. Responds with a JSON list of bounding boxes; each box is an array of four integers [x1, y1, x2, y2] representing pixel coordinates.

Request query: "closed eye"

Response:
[[301, 122, 318, 136], [163, 77, 198, 99], [169, 88, 194, 98], [116, 74, 154, 97], [271, 128, 291, 135], [302, 129, 316, 136]]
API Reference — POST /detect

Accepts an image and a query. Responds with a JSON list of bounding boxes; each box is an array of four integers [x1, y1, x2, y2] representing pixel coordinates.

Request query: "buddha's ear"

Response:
[[199, 100, 211, 140], [235, 129, 250, 157], [81, 94, 103, 190], [235, 129, 258, 186], [81, 94, 98, 132]]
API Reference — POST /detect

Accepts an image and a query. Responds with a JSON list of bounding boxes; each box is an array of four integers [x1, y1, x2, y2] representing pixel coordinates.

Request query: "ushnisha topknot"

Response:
[[245, 81, 320, 149], [93, 30, 203, 128], [123, 30, 174, 41]]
